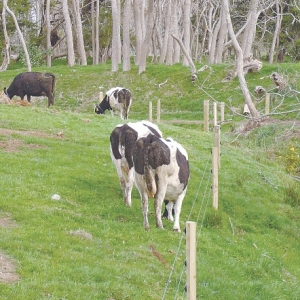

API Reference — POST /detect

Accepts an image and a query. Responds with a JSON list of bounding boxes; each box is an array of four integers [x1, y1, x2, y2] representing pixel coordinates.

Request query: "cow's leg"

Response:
[[173, 192, 186, 232], [47, 93, 54, 107], [124, 167, 134, 207], [141, 192, 150, 230], [154, 187, 166, 229], [26, 94, 31, 102], [113, 158, 129, 206], [165, 200, 174, 221]]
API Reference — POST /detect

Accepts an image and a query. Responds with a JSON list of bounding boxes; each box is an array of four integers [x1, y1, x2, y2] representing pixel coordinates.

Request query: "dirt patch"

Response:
[[0, 216, 17, 228], [0, 215, 20, 284], [0, 128, 64, 153], [0, 128, 60, 139], [0, 252, 20, 284], [0, 139, 43, 152]]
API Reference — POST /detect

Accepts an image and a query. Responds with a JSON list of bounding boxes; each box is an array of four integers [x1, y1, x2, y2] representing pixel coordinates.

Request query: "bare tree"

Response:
[[241, 0, 260, 58], [61, 0, 75, 66], [4, 3, 31, 71], [92, 0, 100, 65], [0, 0, 10, 71], [111, 0, 121, 72], [269, 0, 283, 63], [159, 0, 172, 64], [182, 0, 192, 66], [223, 0, 260, 119], [138, 0, 155, 74], [46, 0, 52, 67], [72, 0, 87, 65], [215, 1, 227, 63], [133, 0, 144, 65], [123, 0, 131, 71]]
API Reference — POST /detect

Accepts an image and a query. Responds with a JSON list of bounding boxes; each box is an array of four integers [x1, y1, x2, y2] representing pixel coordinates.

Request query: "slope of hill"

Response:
[[0, 61, 299, 299]]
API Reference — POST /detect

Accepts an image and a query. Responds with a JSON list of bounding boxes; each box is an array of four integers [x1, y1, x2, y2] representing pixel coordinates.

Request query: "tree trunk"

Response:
[[138, 0, 155, 74], [133, 0, 144, 65], [111, 0, 121, 72], [46, 0, 52, 67], [4, 3, 31, 71], [182, 0, 192, 66], [159, 0, 172, 64], [269, 0, 282, 64], [171, 34, 196, 74], [208, 17, 221, 64], [91, 0, 95, 63], [123, 0, 131, 71], [72, 0, 87, 65], [95, 0, 99, 64], [215, 1, 227, 63], [0, 0, 10, 72], [61, 0, 75, 66], [241, 0, 259, 58], [223, 0, 260, 119]]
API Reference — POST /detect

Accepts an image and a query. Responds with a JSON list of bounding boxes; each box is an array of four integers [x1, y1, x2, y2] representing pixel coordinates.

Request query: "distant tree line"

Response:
[[0, 0, 299, 72]]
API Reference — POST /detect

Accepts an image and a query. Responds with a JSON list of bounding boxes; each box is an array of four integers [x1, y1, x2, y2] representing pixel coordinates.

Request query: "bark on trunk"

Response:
[[4, 3, 31, 71], [0, 0, 10, 71], [223, 0, 260, 119]]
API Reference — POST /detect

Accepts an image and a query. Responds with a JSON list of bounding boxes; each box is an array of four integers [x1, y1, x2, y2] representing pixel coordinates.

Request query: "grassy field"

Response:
[[0, 60, 299, 299]]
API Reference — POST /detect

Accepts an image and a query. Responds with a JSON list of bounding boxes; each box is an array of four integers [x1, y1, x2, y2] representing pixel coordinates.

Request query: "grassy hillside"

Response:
[[0, 60, 299, 299]]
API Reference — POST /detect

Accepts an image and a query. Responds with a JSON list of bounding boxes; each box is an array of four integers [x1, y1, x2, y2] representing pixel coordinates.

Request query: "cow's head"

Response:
[[3, 88, 8, 97], [94, 104, 105, 114]]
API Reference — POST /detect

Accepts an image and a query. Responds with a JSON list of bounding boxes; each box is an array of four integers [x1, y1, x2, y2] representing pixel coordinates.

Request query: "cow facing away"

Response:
[[4, 72, 56, 107], [95, 87, 132, 120], [110, 121, 163, 207], [132, 135, 190, 232]]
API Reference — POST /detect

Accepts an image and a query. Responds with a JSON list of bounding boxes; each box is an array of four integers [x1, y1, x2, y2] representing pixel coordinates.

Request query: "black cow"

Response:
[[4, 72, 56, 107], [95, 87, 132, 120]]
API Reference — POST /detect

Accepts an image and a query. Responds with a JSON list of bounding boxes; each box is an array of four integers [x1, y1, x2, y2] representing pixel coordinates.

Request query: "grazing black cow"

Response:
[[4, 72, 56, 107], [132, 135, 190, 231], [110, 121, 162, 207], [95, 87, 132, 120]]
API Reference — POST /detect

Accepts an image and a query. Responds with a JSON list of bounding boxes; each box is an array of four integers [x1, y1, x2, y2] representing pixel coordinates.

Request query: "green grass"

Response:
[[0, 60, 299, 299]]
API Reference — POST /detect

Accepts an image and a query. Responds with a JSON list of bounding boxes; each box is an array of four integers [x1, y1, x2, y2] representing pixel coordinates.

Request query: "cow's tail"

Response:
[[51, 74, 56, 99], [144, 165, 156, 198], [49, 73, 56, 105], [143, 138, 156, 198]]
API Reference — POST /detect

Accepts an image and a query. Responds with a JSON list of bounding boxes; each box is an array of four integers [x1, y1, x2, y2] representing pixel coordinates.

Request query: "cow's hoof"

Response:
[[173, 228, 181, 232]]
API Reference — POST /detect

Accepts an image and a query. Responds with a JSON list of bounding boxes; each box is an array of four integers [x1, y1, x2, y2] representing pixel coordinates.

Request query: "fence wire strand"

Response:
[[162, 154, 211, 300]]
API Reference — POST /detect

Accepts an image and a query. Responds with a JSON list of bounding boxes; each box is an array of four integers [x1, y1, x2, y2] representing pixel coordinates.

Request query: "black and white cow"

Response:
[[95, 87, 132, 120], [132, 134, 190, 231], [110, 121, 163, 207]]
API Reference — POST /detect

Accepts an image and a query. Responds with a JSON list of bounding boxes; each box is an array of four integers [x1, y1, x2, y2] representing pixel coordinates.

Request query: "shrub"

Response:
[[284, 142, 300, 174], [283, 182, 300, 208]]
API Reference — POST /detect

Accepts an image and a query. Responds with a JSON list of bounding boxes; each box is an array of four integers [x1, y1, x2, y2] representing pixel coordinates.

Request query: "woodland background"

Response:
[[0, 0, 300, 73]]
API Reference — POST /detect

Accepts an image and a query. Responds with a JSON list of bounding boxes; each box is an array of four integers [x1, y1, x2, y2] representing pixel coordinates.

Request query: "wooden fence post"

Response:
[[213, 102, 217, 126], [203, 100, 209, 132], [149, 101, 153, 122], [220, 102, 225, 123], [214, 125, 221, 169], [157, 99, 161, 123], [265, 93, 270, 115], [212, 147, 219, 209], [99, 91, 103, 103], [186, 221, 196, 300]]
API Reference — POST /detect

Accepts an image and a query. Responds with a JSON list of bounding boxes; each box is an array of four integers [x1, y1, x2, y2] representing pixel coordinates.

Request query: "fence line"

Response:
[[162, 154, 211, 300]]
